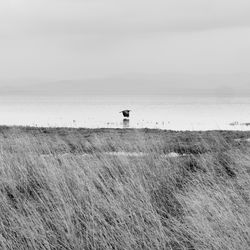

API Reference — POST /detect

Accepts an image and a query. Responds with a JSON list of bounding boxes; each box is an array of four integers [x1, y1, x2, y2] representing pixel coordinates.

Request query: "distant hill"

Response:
[[1, 73, 250, 96]]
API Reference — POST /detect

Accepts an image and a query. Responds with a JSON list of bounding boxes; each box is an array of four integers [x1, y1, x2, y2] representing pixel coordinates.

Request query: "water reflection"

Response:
[[123, 118, 130, 128]]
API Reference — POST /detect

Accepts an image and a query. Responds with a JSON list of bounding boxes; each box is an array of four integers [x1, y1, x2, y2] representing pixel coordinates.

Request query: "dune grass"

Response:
[[0, 127, 249, 249]]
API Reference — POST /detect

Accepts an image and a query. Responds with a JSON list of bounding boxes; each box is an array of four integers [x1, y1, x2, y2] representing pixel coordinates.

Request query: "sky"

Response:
[[1, 0, 250, 95]]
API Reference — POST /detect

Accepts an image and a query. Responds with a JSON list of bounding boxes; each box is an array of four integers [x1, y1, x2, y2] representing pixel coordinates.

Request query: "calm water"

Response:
[[0, 95, 250, 131]]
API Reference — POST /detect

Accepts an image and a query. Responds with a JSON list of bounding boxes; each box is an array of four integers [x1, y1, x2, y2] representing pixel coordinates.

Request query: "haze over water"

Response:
[[1, 95, 250, 131], [1, 1, 250, 130]]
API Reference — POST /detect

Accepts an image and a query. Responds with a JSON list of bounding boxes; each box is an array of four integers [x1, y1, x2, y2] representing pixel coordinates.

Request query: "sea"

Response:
[[0, 95, 250, 131]]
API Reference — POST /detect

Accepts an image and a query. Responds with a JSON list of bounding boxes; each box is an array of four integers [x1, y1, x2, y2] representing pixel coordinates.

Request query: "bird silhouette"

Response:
[[120, 110, 131, 118]]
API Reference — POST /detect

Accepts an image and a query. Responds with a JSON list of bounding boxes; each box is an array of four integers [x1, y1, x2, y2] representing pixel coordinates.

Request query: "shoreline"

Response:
[[1, 124, 250, 135]]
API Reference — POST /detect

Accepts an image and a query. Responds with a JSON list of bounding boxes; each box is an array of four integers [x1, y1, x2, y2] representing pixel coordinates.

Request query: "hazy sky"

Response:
[[1, 0, 250, 93]]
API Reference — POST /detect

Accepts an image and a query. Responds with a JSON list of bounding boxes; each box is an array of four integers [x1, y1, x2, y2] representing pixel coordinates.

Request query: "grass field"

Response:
[[0, 126, 249, 249]]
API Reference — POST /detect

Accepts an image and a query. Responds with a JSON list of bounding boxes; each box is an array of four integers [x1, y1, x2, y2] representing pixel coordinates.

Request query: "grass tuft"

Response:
[[0, 127, 249, 249]]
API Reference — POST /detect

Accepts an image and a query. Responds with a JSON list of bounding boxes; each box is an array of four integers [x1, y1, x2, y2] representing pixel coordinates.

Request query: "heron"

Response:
[[120, 110, 131, 118]]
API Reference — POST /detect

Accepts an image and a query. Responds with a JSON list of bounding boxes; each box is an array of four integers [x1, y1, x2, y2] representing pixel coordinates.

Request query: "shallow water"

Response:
[[0, 95, 250, 131]]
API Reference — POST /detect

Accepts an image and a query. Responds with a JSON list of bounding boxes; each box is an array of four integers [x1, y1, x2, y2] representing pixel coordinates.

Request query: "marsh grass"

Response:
[[0, 127, 249, 249]]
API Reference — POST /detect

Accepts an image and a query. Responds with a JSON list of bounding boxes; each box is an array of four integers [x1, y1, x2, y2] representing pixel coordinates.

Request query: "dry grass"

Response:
[[0, 127, 249, 249]]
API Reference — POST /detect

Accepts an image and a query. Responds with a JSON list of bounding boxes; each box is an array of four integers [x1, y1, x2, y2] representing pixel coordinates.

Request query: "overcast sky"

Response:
[[1, 0, 250, 94]]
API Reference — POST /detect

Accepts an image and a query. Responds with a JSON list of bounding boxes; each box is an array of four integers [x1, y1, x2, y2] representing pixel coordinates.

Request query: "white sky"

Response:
[[0, 0, 250, 92]]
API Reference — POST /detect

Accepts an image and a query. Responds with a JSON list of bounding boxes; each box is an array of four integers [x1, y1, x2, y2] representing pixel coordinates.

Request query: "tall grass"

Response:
[[0, 127, 249, 249]]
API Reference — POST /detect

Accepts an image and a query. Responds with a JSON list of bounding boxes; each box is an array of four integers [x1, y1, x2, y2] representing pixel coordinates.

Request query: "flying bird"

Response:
[[120, 110, 131, 118]]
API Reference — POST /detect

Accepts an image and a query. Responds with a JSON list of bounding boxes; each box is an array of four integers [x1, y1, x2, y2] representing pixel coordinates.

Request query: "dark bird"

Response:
[[120, 110, 131, 118]]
